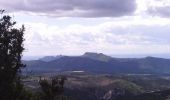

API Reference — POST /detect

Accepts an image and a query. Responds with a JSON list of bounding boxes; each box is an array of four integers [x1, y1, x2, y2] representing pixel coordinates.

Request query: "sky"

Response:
[[1, 0, 170, 57]]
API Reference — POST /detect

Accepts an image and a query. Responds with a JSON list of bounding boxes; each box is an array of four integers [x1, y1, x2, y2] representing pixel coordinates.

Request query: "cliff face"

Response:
[[103, 89, 126, 100], [62, 74, 143, 100]]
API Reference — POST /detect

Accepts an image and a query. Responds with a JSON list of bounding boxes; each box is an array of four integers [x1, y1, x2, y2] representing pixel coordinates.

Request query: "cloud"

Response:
[[22, 19, 170, 56], [0, 0, 136, 17], [148, 6, 170, 17], [144, 0, 170, 17]]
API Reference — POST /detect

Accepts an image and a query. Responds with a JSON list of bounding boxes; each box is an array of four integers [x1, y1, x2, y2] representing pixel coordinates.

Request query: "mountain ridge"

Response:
[[23, 52, 170, 74]]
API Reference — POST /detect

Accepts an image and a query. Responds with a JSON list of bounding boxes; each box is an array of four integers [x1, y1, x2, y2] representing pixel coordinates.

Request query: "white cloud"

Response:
[[22, 17, 170, 56], [144, 0, 170, 17], [4, 0, 170, 56]]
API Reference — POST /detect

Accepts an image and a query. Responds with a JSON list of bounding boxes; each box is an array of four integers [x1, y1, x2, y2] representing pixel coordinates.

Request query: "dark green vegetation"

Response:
[[38, 77, 66, 100], [0, 12, 65, 100], [29, 77, 66, 100], [24, 52, 170, 74], [0, 10, 26, 100], [23, 73, 170, 100]]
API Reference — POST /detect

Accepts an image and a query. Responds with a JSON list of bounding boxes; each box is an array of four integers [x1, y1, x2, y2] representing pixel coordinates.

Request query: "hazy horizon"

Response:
[[22, 52, 170, 60]]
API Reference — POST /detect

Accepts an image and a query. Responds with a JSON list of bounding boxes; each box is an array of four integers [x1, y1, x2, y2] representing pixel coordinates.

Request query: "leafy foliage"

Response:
[[39, 77, 66, 100], [0, 11, 25, 100]]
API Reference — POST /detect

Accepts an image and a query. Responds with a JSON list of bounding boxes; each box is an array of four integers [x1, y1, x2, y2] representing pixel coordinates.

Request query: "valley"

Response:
[[23, 72, 170, 100]]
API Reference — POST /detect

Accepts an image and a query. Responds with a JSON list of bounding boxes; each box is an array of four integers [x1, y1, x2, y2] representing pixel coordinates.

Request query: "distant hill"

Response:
[[23, 52, 170, 74], [39, 55, 63, 62], [82, 52, 113, 62]]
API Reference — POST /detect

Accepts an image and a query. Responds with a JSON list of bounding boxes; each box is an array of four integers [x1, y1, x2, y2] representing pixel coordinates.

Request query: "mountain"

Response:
[[82, 52, 113, 62], [23, 52, 170, 74], [39, 55, 63, 62]]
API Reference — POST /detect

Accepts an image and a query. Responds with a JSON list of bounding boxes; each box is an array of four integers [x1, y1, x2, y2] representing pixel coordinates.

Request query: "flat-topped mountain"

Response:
[[23, 52, 170, 74], [82, 52, 113, 62]]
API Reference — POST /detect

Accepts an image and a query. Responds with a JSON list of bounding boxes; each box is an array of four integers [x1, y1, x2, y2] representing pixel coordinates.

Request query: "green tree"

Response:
[[0, 10, 25, 100], [39, 76, 66, 100]]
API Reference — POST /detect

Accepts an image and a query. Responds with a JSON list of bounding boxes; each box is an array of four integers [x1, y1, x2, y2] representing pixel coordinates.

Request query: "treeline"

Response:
[[22, 77, 67, 100]]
